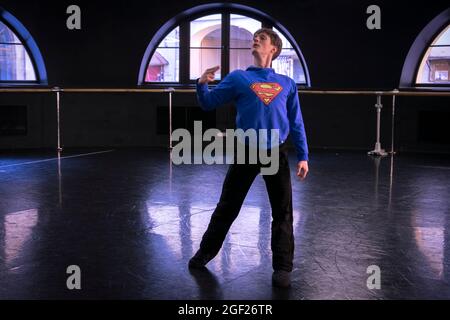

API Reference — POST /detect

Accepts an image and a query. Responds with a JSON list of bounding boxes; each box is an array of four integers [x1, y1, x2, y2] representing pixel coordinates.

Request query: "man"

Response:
[[190, 28, 309, 288]]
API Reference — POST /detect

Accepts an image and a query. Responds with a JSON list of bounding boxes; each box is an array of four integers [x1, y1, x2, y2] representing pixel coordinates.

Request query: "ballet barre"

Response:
[[1, 87, 449, 156]]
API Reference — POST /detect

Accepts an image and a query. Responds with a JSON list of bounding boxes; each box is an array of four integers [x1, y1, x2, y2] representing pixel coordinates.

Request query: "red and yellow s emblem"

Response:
[[250, 82, 283, 106]]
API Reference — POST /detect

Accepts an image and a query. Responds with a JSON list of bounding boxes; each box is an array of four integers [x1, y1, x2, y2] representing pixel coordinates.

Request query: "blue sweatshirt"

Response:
[[196, 66, 309, 161]]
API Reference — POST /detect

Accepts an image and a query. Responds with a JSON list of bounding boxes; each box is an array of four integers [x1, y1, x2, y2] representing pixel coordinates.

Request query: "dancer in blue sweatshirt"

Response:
[[189, 28, 309, 288]]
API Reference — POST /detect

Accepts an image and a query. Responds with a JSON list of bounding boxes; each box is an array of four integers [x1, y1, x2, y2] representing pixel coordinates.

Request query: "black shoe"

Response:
[[188, 250, 213, 269], [272, 270, 291, 288]]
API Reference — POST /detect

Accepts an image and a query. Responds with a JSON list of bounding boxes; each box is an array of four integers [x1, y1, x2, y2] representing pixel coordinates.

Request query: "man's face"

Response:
[[251, 32, 277, 58]]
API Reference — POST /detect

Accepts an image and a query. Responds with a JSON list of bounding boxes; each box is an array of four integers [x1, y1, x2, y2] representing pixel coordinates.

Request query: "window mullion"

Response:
[[222, 12, 230, 79], [180, 21, 190, 84]]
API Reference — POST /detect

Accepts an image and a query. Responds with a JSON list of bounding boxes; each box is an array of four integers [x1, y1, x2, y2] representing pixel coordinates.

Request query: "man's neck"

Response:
[[253, 55, 272, 68]]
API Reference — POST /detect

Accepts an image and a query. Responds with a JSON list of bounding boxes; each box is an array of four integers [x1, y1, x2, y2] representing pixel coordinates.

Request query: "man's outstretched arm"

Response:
[[196, 66, 237, 111]]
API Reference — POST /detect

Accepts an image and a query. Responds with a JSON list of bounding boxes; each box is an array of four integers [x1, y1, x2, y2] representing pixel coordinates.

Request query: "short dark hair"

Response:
[[253, 28, 283, 61]]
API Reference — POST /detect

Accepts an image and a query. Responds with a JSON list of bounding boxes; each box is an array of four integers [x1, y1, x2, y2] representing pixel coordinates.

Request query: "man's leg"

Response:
[[262, 147, 294, 285], [190, 163, 259, 267]]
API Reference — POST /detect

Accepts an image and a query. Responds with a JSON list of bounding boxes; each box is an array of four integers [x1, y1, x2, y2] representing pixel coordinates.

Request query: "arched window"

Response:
[[0, 7, 47, 85], [139, 4, 310, 86], [416, 25, 450, 85], [400, 8, 450, 88]]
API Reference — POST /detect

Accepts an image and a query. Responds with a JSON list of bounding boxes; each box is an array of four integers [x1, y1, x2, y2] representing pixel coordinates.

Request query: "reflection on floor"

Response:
[[0, 148, 449, 299]]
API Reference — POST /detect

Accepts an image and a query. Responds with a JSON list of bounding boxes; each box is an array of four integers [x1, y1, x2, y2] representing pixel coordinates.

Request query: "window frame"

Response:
[[415, 24, 450, 88], [400, 7, 450, 89], [0, 7, 47, 86]]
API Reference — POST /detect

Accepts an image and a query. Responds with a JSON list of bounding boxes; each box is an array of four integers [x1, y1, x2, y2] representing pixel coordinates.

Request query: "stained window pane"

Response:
[[190, 48, 221, 80], [422, 46, 450, 83], [146, 27, 179, 82], [146, 48, 179, 82], [0, 44, 36, 81], [273, 27, 293, 49], [434, 26, 450, 45], [416, 25, 450, 84], [0, 21, 21, 43], [0, 21, 36, 81], [158, 27, 180, 48], [230, 49, 253, 72], [230, 14, 261, 49], [429, 46, 450, 57], [269, 28, 306, 83], [272, 49, 306, 83], [190, 14, 221, 48]]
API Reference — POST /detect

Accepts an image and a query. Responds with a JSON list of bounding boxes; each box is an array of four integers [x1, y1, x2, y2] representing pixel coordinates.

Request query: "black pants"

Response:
[[198, 142, 294, 272]]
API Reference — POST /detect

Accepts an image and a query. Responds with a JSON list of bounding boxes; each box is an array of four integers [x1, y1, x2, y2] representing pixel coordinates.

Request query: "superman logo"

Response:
[[250, 82, 283, 106]]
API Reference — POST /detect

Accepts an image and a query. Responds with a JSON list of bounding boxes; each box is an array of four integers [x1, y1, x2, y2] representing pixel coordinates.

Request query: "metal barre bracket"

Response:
[[166, 87, 175, 150], [368, 94, 388, 157], [52, 87, 63, 152], [51, 86, 63, 92]]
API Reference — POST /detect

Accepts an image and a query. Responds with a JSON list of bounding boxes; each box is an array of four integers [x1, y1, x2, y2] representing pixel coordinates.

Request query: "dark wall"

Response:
[[1, 0, 449, 153]]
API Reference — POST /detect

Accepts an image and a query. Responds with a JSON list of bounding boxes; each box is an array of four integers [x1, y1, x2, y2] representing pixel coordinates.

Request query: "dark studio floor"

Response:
[[0, 147, 449, 300]]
